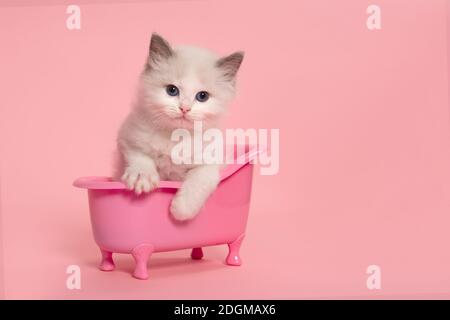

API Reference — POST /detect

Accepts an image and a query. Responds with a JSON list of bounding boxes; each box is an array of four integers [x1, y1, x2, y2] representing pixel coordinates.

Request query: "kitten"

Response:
[[116, 33, 244, 221]]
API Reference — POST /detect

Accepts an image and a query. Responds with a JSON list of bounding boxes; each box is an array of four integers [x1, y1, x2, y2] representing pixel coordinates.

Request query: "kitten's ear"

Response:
[[148, 33, 173, 67], [216, 51, 244, 80]]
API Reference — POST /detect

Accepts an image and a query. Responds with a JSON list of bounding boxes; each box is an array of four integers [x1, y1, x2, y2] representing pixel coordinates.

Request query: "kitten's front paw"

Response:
[[170, 194, 201, 221], [121, 167, 160, 195]]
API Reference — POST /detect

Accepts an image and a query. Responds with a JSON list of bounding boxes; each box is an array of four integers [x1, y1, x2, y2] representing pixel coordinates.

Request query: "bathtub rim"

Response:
[[73, 144, 262, 190]]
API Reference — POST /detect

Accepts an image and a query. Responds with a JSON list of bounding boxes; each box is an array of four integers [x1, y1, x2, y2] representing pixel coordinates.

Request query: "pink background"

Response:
[[1, 0, 450, 299]]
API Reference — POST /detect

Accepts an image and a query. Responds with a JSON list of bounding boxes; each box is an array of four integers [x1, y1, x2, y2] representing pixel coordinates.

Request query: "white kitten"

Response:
[[116, 33, 244, 221]]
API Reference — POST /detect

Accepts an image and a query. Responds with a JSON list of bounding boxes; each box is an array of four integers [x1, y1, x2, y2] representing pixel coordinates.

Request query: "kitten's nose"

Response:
[[179, 105, 191, 113]]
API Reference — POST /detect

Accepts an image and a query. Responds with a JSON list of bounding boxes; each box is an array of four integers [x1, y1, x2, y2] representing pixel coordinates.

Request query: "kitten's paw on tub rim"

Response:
[[121, 167, 160, 195]]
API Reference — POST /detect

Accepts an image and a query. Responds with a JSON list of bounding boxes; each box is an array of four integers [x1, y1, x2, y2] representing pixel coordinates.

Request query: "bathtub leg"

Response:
[[99, 249, 115, 272], [226, 234, 245, 266], [131, 244, 154, 280], [191, 247, 204, 260]]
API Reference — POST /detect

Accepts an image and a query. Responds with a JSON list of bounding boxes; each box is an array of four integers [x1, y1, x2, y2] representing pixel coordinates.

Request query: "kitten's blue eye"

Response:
[[195, 91, 209, 102], [166, 85, 179, 96]]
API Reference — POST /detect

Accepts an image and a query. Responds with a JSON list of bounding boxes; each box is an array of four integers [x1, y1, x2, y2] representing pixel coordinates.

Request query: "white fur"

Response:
[[116, 34, 242, 221]]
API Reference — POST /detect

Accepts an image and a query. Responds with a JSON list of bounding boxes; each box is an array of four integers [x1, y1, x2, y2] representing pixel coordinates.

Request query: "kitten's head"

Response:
[[138, 33, 244, 131]]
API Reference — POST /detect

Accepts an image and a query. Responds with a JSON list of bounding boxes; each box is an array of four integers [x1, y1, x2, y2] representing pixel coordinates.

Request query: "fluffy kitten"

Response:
[[116, 33, 244, 221]]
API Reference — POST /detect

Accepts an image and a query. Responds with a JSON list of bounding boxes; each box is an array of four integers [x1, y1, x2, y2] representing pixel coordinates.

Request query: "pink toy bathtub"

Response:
[[73, 145, 259, 280]]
